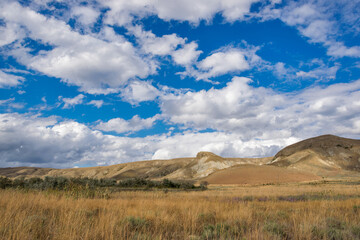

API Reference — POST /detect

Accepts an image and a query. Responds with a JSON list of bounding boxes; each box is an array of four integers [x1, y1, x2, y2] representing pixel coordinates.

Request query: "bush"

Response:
[[200, 181, 209, 190], [0, 177, 12, 189], [0, 176, 200, 193]]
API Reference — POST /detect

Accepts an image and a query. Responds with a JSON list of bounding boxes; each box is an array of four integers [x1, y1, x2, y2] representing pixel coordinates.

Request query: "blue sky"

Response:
[[0, 0, 360, 168]]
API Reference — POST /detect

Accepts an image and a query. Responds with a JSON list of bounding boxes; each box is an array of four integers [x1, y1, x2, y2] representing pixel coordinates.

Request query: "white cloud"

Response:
[[161, 77, 283, 136], [0, 113, 294, 168], [88, 100, 104, 108], [300, 20, 334, 43], [296, 64, 339, 81], [0, 2, 154, 94], [0, 98, 25, 110], [129, 25, 185, 56], [102, 0, 260, 26], [96, 115, 159, 134], [172, 42, 202, 66], [61, 94, 85, 109], [160, 76, 360, 140], [180, 46, 262, 81], [0, 70, 24, 88], [71, 6, 100, 25], [326, 42, 360, 58], [281, 3, 318, 26], [151, 132, 297, 160], [0, 22, 24, 47], [128, 25, 203, 68], [272, 60, 339, 82], [197, 49, 250, 79], [120, 80, 160, 104], [273, 62, 290, 79]]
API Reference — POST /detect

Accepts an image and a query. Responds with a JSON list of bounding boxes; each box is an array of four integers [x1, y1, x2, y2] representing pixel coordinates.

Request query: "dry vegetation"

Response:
[[1, 181, 360, 240]]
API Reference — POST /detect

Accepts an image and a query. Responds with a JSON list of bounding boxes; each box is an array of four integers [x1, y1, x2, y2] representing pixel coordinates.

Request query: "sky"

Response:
[[0, 0, 360, 168]]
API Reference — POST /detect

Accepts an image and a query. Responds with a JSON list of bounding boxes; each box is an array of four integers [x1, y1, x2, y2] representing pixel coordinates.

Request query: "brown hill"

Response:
[[0, 152, 270, 181], [270, 135, 360, 176]]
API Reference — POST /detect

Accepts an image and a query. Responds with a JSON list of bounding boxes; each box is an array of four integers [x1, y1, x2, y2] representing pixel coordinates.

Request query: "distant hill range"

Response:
[[1, 135, 359, 184]]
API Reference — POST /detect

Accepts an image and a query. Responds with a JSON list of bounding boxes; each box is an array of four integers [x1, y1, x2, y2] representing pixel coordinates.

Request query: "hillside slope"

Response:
[[270, 135, 360, 176], [0, 152, 270, 180]]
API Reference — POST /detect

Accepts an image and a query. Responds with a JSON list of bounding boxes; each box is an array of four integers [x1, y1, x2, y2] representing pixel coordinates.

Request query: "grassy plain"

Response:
[[1, 181, 360, 240]]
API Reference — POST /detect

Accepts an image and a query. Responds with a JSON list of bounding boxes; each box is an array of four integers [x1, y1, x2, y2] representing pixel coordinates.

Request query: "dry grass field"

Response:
[[1, 181, 360, 240]]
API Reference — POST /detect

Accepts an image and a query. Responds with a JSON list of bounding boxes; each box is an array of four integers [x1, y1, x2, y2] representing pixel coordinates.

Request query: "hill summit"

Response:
[[270, 134, 360, 175]]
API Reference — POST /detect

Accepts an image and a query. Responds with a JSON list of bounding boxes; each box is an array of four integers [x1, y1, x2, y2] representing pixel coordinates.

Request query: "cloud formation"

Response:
[[161, 77, 360, 139], [0, 70, 24, 88], [1, 77, 359, 167], [96, 115, 159, 134], [61, 94, 85, 109], [0, 1, 154, 94], [102, 0, 259, 26]]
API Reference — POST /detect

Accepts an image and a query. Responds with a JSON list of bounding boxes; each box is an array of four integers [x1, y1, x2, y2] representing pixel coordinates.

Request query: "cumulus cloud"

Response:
[[161, 77, 283, 136], [150, 132, 297, 160], [0, 70, 24, 88], [0, 1, 154, 94], [96, 115, 159, 134], [178, 45, 262, 82], [160, 76, 360, 140], [129, 25, 185, 56], [0, 22, 24, 47], [128, 25, 203, 69], [0, 113, 295, 168], [0, 113, 110, 168], [197, 49, 250, 78], [71, 6, 100, 25], [172, 42, 202, 66], [102, 0, 260, 26], [120, 81, 160, 104]]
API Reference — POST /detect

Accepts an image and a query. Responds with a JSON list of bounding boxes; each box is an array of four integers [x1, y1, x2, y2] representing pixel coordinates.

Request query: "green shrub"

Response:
[[0, 177, 12, 189]]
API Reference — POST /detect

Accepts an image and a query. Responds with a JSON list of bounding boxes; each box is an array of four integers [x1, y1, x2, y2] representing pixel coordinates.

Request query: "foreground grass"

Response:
[[1, 182, 360, 239]]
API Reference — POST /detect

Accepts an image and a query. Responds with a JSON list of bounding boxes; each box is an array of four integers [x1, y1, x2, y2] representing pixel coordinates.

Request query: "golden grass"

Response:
[[1, 182, 360, 240]]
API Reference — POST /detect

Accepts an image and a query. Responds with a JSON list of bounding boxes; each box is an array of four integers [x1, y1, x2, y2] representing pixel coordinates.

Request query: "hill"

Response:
[[0, 152, 270, 181], [269, 134, 360, 177]]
